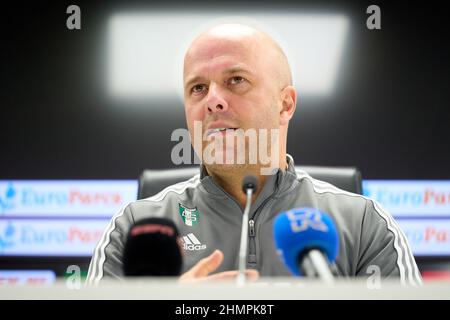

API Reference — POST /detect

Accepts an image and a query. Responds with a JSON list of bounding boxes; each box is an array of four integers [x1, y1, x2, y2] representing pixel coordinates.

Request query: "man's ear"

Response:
[[279, 86, 297, 126]]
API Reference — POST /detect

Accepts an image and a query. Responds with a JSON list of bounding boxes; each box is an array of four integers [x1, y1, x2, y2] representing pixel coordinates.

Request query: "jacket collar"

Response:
[[199, 154, 299, 204]]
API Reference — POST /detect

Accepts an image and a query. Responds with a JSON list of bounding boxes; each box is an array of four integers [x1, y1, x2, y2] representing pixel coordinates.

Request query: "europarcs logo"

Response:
[[0, 180, 131, 217], [0, 182, 17, 214], [0, 221, 16, 253]]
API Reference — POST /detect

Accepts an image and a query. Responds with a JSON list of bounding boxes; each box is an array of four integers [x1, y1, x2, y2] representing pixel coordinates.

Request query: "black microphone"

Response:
[[123, 217, 183, 276], [242, 175, 258, 194], [237, 175, 259, 285]]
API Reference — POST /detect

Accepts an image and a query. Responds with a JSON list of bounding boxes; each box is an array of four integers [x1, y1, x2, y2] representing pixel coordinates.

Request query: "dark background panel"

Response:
[[1, 0, 449, 277], [1, 0, 449, 180]]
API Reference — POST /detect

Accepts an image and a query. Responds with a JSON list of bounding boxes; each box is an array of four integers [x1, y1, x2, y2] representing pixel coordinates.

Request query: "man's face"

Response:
[[183, 35, 282, 166]]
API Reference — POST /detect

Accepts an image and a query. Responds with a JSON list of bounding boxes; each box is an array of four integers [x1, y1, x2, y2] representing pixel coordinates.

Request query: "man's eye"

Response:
[[191, 84, 206, 94], [229, 76, 245, 85]]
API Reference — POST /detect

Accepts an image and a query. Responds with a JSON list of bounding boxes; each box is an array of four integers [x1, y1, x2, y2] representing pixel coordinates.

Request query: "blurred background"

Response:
[[1, 0, 449, 284]]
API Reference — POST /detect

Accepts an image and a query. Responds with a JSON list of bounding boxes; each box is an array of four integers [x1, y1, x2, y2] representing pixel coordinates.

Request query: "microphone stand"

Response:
[[299, 249, 335, 284], [237, 186, 254, 286]]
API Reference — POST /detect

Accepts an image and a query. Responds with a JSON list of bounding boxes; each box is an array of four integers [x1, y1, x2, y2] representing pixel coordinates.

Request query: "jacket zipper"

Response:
[[249, 219, 255, 236], [247, 183, 280, 265]]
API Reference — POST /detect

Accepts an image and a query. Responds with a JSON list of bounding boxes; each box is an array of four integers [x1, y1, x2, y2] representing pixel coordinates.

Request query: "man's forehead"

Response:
[[185, 53, 254, 75], [183, 24, 292, 87], [184, 37, 258, 79], [185, 35, 257, 64]]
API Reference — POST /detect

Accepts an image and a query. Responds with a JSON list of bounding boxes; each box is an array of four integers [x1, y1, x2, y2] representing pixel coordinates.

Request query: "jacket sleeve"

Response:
[[86, 204, 135, 285], [355, 199, 422, 285]]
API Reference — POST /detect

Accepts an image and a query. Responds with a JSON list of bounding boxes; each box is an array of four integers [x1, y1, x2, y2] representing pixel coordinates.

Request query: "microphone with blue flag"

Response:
[[273, 208, 339, 283]]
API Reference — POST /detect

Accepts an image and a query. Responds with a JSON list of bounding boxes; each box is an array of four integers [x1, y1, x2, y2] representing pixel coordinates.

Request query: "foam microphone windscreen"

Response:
[[242, 175, 258, 193], [123, 217, 182, 276], [273, 207, 339, 276]]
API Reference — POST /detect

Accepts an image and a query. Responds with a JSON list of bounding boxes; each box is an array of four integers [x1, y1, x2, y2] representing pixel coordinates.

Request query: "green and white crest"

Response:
[[179, 203, 199, 226]]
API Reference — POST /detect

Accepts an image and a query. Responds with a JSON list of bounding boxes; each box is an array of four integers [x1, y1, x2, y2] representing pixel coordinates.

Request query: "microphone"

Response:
[[237, 175, 258, 286], [273, 208, 339, 283], [123, 217, 183, 276]]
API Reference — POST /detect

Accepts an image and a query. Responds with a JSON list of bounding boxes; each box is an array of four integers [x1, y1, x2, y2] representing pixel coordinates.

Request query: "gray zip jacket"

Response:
[[87, 156, 422, 285]]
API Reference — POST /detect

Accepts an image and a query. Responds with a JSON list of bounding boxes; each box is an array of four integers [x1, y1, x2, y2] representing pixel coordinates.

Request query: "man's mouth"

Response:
[[205, 127, 238, 138]]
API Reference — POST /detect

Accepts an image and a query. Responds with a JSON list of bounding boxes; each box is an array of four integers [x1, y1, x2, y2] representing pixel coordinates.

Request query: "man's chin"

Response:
[[205, 162, 248, 171], [204, 162, 266, 178]]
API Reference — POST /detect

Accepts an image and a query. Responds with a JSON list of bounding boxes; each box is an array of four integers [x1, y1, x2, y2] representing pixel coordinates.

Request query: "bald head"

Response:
[[182, 23, 298, 182], [184, 23, 292, 91]]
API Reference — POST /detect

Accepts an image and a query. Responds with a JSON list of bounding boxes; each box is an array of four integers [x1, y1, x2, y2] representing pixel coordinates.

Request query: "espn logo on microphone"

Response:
[[180, 233, 207, 251]]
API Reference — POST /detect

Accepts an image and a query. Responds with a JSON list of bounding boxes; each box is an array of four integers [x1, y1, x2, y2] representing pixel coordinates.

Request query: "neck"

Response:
[[205, 156, 287, 209]]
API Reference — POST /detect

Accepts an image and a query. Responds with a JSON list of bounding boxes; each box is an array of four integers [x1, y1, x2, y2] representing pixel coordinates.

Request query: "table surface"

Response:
[[1, 278, 450, 300]]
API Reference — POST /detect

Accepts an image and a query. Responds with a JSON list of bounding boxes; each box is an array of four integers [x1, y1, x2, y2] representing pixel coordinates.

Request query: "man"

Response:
[[87, 24, 421, 285]]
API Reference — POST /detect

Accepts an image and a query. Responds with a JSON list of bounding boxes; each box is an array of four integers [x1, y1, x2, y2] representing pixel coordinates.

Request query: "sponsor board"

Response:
[[0, 270, 56, 286], [397, 219, 450, 256], [363, 180, 450, 217], [0, 180, 137, 217], [0, 219, 109, 256]]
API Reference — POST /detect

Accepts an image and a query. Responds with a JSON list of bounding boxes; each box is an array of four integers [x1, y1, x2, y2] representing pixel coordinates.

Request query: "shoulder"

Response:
[[127, 174, 202, 221], [86, 174, 202, 285], [295, 171, 397, 230], [293, 170, 421, 284], [294, 169, 369, 221], [292, 170, 395, 249]]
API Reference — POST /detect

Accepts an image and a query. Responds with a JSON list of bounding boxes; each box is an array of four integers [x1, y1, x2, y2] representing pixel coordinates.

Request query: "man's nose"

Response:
[[206, 84, 228, 114]]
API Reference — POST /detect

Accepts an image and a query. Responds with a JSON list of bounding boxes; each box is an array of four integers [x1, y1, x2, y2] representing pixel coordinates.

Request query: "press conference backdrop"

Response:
[[1, 179, 449, 284]]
